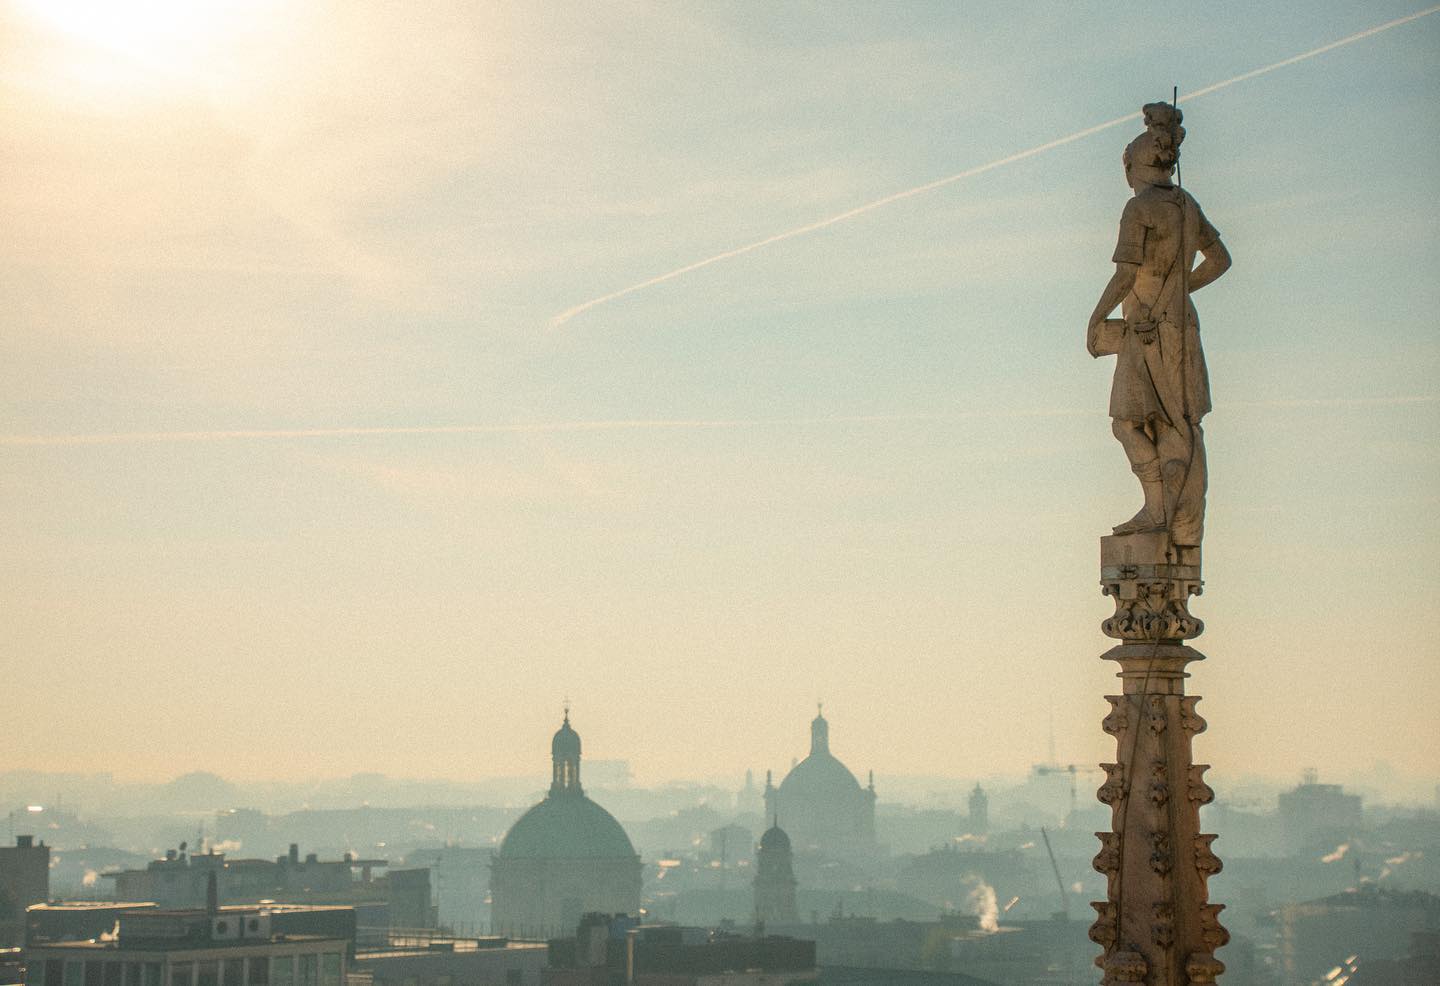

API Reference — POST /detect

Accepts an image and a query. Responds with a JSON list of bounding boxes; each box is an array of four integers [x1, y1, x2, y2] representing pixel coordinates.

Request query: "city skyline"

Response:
[[3, 2, 1438, 785]]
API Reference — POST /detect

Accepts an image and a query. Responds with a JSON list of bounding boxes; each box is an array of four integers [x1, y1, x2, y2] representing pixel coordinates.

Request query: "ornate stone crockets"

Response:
[[1101, 532, 1203, 643], [1090, 530, 1227, 985]]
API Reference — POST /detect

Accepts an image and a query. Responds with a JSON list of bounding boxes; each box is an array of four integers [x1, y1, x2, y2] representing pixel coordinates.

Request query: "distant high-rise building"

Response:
[[490, 711, 642, 939], [1277, 769, 1362, 851], [763, 708, 876, 856], [736, 769, 764, 815], [0, 835, 50, 947], [753, 822, 798, 925], [968, 784, 989, 834]]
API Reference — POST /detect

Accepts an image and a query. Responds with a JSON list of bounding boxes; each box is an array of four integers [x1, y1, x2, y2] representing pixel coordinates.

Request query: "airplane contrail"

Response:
[[0, 414, 959, 447], [1, 410, 1104, 448], [4, 397, 1431, 447], [550, 5, 1440, 328]]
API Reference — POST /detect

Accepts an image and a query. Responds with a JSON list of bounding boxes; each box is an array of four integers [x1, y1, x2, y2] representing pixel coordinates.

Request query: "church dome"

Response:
[[777, 709, 863, 800], [765, 708, 877, 855], [779, 751, 863, 799], [497, 794, 637, 860], [759, 823, 791, 853]]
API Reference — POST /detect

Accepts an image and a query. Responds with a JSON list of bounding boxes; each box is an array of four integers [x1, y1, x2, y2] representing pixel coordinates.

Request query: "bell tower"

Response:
[[550, 705, 583, 796]]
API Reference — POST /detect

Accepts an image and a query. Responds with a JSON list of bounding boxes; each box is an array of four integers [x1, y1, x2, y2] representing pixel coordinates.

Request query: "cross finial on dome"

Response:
[[562, 697, 571, 723]]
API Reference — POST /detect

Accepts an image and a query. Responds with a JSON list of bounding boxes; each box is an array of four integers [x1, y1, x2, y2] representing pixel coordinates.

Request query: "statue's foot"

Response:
[[1112, 507, 1165, 535]]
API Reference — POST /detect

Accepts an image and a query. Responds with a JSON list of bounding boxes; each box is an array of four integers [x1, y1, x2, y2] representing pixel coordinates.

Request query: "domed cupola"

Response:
[[551, 708, 583, 795], [491, 708, 642, 937], [764, 706, 877, 855], [754, 818, 798, 923], [760, 821, 791, 853]]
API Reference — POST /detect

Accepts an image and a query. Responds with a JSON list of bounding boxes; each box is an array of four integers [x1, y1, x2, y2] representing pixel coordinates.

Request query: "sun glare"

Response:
[[14, 0, 287, 99]]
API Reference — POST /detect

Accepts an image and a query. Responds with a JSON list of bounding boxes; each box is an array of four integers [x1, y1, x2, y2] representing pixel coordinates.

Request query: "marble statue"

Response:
[[1087, 103, 1230, 548]]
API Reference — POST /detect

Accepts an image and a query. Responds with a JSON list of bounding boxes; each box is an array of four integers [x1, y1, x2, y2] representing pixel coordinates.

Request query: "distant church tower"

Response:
[[754, 821, 798, 925], [969, 783, 990, 834]]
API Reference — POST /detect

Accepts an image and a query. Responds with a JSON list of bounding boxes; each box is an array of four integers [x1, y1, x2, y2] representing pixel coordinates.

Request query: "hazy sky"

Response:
[[3, 1, 1437, 791]]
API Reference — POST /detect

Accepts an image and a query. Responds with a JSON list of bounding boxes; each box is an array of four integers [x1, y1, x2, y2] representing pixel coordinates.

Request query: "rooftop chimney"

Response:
[[16, 835, 33, 849]]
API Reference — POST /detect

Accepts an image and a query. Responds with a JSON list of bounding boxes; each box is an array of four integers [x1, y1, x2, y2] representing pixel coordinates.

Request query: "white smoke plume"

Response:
[[965, 877, 1000, 933]]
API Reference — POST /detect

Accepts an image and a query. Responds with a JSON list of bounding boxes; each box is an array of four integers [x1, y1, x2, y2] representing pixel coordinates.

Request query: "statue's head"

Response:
[[1123, 102, 1185, 189]]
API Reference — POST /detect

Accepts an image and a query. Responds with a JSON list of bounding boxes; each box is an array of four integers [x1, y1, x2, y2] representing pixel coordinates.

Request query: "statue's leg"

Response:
[[1111, 418, 1165, 534], [1160, 422, 1207, 546]]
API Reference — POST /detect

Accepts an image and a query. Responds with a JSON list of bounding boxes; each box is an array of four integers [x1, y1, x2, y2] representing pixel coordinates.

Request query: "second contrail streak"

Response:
[[550, 5, 1440, 327]]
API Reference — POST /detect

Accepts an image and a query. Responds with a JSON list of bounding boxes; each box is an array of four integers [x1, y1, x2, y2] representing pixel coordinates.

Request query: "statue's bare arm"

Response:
[[1087, 262, 1139, 355], [1187, 238, 1231, 292]]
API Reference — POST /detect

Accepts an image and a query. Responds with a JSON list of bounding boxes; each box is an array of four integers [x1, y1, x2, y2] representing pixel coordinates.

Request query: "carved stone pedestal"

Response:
[[1090, 532, 1227, 985]]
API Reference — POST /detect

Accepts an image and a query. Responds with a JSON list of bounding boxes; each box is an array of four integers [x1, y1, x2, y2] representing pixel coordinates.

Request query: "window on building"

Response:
[[142, 965, 161, 986], [84, 962, 102, 986], [318, 955, 339, 986], [104, 964, 122, 986], [196, 961, 217, 986], [171, 964, 193, 986], [245, 959, 267, 986], [124, 962, 142, 986], [63, 962, 83, 986], [298, 955, 316, 986], [222, 960, 242, 986], [270, 956, 293, 986]]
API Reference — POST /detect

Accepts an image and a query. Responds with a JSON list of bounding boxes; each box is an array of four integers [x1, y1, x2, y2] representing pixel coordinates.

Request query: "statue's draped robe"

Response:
[[1110, 185, 1219, 547]]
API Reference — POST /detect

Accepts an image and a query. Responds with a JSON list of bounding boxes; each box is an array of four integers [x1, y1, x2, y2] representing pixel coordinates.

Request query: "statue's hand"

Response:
[[1088, 318, 1126, 359]]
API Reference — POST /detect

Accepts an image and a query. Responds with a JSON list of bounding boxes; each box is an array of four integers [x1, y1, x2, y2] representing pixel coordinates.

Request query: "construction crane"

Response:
[[1031, 763, 1103, 819], [1040, 826, 1069, 920]]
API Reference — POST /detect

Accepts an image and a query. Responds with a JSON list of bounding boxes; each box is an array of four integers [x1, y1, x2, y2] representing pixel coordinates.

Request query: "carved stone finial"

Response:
[[1185, 951, 1226, 984], [1089, 901, 1118, 950], [1194, 833, 1223, 880], [1179, 696, 1207, 734], [1199, 903, 1230, 951], [1102, 696, 1129, 736], [1101, 949, 1149, 984], [1188, 764, 1215, 806], [1093, 832, 1122, 899], [1097, 763, 1127, 805]]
